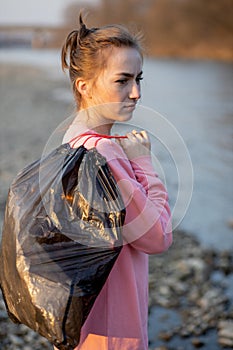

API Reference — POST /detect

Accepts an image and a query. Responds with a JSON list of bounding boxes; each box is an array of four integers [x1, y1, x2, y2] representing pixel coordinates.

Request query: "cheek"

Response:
[[111, 87, 128, 102], [96, 86, 114, 103], [93, 80, 127, 104], [100, 90, 124, 104]]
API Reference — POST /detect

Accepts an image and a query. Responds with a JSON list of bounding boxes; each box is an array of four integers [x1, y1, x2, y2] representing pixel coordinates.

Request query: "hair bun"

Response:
[[79, 13, 91, 39]]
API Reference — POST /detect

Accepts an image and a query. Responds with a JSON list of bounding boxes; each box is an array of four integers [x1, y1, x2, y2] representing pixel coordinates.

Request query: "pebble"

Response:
[[158, 331, 173, 341], [227, 218, 233, 229], [218, 337, 233, 347], [191, 337, 205, 348], [217, 320, 233, 347]]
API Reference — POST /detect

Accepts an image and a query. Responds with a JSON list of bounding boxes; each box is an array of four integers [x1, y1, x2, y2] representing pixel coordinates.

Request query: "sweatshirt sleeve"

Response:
[[95, 138, 173, 255]]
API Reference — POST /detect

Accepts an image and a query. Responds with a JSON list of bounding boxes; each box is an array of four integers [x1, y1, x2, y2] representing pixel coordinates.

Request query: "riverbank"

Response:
[[148, 230, 233, 350]]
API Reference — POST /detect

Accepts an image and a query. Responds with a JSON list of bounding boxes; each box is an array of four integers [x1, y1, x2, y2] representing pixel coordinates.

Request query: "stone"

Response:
[[158, 331, 173, 341], [218, 319, 233, 330], [158, 285, 171, 297], [173, 260, 193, 280], [198, 288, 228, 309], [191, 337, 205, 347], [218, 337, 233, 347], [218, 328, 233, 339], [218, 319, 233, 344], [227, 218, 233, 229]]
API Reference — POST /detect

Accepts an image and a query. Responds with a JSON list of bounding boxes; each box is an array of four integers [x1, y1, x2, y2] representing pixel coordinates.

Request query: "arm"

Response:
[[96, 136, 172, 255], [125, 155, 172, 254]]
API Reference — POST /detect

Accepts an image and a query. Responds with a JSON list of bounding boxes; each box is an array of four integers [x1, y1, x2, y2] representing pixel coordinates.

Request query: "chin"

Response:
[[114, 112, 134, 122], [122, 113, 134, 121]]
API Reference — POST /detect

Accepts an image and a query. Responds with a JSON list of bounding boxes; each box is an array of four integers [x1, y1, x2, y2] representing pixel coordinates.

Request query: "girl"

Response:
[[59, 14, 172, 350]]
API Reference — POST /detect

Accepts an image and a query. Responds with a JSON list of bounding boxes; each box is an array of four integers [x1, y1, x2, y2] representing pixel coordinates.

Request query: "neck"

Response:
[[76, 108, 114, 135], [92, 124, 113, 135]]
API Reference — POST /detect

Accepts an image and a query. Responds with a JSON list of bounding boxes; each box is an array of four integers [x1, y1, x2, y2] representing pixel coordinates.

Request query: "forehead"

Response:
[[104, 47, 142, 74]]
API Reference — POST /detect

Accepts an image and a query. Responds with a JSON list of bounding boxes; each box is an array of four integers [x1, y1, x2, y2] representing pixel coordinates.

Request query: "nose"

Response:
[[129, 82, 141, 101]]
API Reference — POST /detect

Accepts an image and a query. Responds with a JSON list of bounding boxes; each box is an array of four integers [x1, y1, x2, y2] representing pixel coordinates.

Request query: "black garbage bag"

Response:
[[0, 143, 125, 350]]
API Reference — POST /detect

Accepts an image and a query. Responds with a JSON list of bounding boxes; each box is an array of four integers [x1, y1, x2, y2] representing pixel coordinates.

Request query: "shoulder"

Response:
[[95, 138, 128, 163]]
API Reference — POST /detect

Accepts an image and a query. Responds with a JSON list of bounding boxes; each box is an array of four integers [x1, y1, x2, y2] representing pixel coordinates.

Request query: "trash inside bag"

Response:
[[0, 143, 125, 350]]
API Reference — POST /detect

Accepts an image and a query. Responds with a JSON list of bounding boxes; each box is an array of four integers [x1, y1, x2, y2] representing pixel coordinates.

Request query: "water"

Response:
[[0, 48, 233, 250], [142, 58, 233, 250], [148, 306, 222, 350]]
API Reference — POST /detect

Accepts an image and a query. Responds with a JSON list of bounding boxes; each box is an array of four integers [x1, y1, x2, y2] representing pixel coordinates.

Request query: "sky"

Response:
[[0, 0, 99, 26]]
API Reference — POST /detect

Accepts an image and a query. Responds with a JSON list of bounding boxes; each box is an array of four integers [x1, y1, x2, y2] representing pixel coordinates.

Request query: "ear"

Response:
[[75, 78, 92, 99]]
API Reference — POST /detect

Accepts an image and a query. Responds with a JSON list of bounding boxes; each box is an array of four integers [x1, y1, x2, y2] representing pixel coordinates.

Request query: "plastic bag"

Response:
[[0, 143, 125, 350]]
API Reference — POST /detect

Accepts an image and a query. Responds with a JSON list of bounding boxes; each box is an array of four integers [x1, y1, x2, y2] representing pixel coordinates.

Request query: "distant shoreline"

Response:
[[1, 24, 233, 64], [0, 45, 232, 65], [148, 48, 233, 63]]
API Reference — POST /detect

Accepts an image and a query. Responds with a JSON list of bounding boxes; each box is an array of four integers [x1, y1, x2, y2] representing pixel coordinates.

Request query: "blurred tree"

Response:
[[51, 0, 233, 61], [143, 0, 233, 59]]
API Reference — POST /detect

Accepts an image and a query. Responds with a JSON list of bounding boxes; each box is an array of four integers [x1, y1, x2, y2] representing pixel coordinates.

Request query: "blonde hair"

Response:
[[61, 14, 143, 107]]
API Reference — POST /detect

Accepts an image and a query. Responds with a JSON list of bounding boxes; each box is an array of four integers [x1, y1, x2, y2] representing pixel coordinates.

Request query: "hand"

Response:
[[117, 130, 151, 160]]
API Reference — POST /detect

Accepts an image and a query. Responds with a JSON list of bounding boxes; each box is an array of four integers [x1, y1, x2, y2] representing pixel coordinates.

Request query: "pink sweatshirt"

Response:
[[62, 129, 173, 350]]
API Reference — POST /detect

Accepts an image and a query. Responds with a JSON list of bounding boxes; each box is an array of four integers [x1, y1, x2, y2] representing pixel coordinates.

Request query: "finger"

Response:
[[140, 130, 151, 150], [131, 130, 141, 139], [129, 130, 141, 139], [127, 132, 143, 144], [126, 132, 135, 140], [141, 131, 151, 144], [140, 130, 148, 139]]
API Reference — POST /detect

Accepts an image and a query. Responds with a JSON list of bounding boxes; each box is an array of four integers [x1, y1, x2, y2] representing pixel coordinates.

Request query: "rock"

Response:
[[227, 218, 233, 229], [172, 258, 206, 282], [158, 285, 171, 297], [218, 337, 233, 347], [172, 260, 194, 280], [154, 295, 173, 308], [218, 319, 233, 347], [192, 337, 205, 347], [180, 328, 191, 338], [165, 276, 188, 295], [218, 328, 233, 339], [158, 331, 173, 341], [198, 288, 228, 310], [218, 319, 233, 330], [188, 287, 200, 302]]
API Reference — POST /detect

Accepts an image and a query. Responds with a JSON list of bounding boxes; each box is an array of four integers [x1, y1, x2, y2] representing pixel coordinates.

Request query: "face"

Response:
[[84, 47, 143, 123]]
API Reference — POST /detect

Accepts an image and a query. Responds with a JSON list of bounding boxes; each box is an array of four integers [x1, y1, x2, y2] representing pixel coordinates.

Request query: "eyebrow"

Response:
[[115, 71, 143, 78]]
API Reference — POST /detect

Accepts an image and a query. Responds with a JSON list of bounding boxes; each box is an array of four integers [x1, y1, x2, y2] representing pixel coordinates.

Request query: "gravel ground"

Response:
[[148, 230, 233, 350]]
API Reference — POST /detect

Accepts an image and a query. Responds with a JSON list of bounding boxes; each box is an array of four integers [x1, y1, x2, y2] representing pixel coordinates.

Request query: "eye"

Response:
[[136, 76, 143, 84], [116, 79, 128, 85]]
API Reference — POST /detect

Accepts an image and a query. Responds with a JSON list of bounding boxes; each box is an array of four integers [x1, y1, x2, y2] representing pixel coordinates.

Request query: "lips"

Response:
[[123, 103, 136, 109]]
